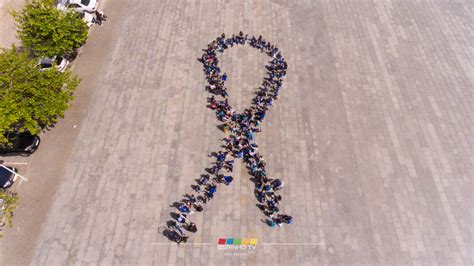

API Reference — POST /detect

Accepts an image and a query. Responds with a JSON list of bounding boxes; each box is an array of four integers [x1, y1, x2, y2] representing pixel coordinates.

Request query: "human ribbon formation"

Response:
[[168, 32, 293, 240]]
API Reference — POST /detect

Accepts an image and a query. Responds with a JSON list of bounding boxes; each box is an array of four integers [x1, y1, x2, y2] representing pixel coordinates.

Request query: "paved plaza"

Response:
[[4, 0, 473, 265]]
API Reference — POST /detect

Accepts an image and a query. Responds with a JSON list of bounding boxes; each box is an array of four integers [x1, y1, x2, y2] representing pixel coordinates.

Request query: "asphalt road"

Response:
[[2, 0, 473, 265]]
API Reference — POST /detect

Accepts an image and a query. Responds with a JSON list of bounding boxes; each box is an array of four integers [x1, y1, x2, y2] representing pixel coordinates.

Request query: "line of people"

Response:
[[165, 32, 292, 243]]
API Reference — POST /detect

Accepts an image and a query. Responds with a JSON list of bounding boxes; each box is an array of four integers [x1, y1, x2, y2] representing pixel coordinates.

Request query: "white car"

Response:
[[56, 3, 94, 27], [38, 56, 70, 72], [57, 0, 98, 13], [79, 11, 94, 27]]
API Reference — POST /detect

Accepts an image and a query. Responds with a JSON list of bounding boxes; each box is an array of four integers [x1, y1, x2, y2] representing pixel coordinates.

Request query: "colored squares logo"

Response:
[[218, 238, 258, 246]]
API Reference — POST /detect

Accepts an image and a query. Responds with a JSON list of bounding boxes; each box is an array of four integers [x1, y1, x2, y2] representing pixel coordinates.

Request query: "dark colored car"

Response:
[[0, 132, 41, 155], [0, 165, 17, 188]]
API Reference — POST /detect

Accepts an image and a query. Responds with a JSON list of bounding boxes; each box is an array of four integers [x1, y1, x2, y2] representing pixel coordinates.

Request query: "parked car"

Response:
[[79, 10, 94, 27], [0, 166, 17, 189], [0, 132, 40, 155], [57, 0, 98, 13], [39, 55, 70, 72]]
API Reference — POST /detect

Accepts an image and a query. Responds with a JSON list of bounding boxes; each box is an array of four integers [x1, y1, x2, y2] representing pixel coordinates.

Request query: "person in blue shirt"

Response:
[[223, 175, 233, 185], [248, 130, 254, 140], [177, 213, 188, 223], [179, 205, 190, 213]]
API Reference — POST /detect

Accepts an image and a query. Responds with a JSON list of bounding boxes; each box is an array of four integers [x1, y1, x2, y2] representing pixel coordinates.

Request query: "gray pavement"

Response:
[[7, 0, 474, 265], [0, 0, 23, 49]]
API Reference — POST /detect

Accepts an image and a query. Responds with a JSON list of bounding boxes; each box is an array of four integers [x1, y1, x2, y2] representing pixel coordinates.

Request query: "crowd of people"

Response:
[[165, 32, 292, 244]]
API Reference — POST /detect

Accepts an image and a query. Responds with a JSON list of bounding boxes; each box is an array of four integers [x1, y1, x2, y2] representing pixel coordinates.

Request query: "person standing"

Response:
[[93, 10, 107, 26]]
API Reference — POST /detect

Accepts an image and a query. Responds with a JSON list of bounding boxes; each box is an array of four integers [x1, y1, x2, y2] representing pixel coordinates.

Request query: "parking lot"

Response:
[[2, 0, 473, 265]]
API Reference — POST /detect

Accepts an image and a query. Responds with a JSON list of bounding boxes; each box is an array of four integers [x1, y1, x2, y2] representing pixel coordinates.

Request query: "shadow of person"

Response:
[[261, 218, 275, 227], [162, 229, 180, 243], [169, 212, 180, 220], [216, 124, 228, 132], [248, 177, 259, 184], [167, 220, 177, 228], [183, 193, 194, 199], [169, 202, 181, 209], [205, 167, 214, 174]]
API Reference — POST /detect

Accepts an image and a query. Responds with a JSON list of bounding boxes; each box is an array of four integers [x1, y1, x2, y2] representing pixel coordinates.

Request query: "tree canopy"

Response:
[[0, 47, 78, 144], [12, 0, 88, 57]]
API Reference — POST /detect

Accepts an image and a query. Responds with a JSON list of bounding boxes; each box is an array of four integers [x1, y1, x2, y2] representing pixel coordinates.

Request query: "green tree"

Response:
[[0, 189, 18, 230], [0, 46, 78, 144], [12, 0, 88, 57]]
